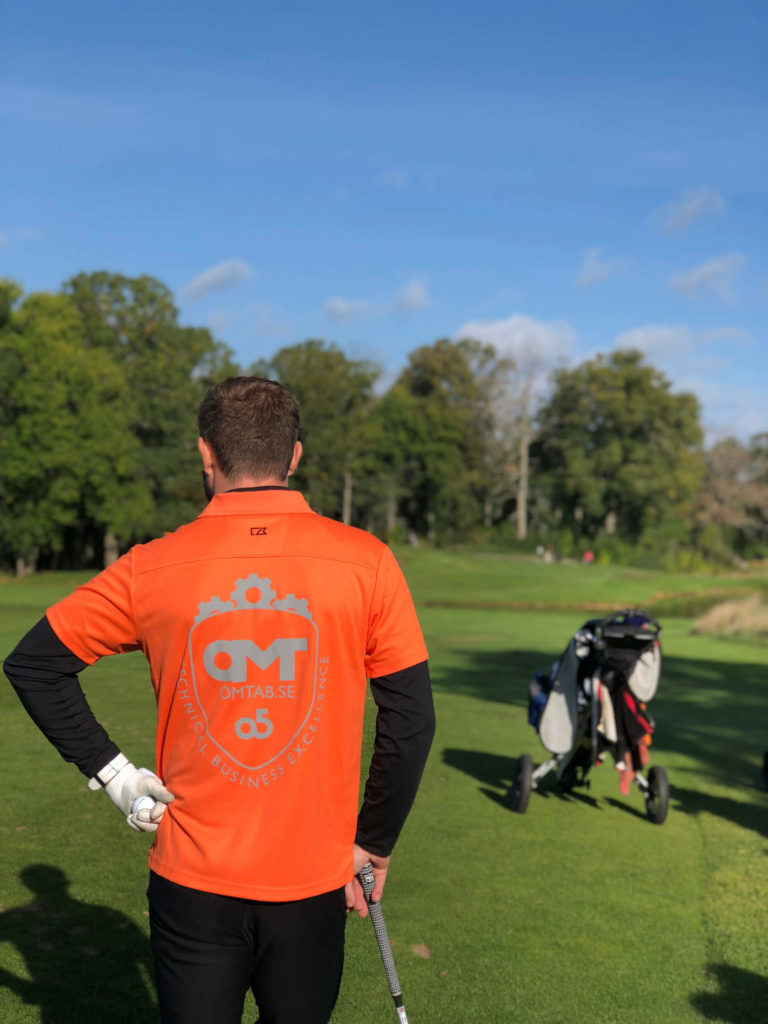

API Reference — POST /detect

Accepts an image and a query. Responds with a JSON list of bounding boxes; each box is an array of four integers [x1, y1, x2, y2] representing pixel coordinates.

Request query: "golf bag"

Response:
[[513, 610, 669, 823]]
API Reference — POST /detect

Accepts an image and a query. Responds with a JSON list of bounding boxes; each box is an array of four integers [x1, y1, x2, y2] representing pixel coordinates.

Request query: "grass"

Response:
[[395, 546, 767, 617], [0, 555, 766, 1023]]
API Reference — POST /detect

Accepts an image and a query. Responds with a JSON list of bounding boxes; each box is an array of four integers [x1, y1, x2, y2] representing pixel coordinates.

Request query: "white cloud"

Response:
[[455, 313, 578, 365], [614, 324, 694, 359], [677, 375, 764, 443], [614, 323, 752, 364], [373, 166, 410, 189], [325, 278, 428, 320], [455, 314, 578, 410], [699, 326, 752, 346], [658, 187, 725, 233], [180, 259, 253, 303], [395, 277, 428, 312], [452, 316, 763, 441], [325, 296, 372, 320], [577, 247, 620, 286], [0, 226, 40, 247], [668, 253, 746, 302], [612, 323, 761, 440], [210, 302, 291, 339]]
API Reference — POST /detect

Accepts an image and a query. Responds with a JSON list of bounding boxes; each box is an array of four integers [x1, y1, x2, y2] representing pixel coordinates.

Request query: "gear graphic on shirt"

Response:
[[230, 574, 277, 610], [272, 594, 312, 620], [194, 595, 236, 626]]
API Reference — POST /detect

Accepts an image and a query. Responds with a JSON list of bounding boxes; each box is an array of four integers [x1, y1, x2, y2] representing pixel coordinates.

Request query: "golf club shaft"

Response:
[[358, 862, 409, 1024]]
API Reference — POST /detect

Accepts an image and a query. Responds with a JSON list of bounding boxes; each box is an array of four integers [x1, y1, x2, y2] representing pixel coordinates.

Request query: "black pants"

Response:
[[147, 872, 346, 1024]]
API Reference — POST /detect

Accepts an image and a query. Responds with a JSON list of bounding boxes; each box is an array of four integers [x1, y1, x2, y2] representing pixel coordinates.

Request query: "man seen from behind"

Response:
[[4, 376, 435, 1024]]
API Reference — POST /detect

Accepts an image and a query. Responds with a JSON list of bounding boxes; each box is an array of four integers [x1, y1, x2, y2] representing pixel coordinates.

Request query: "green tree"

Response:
[[455, 338, 519, 530], [384, 338, 489, 541], [747, 433, 768, 555], [64, 272, 239, 540], [694, 435, 768, 561], [0, 288, 150, 574], [354, 388, 409, 540], [534, 349, 704, 550], [251, 340, 379, 522], [0, 279, 23, 329]]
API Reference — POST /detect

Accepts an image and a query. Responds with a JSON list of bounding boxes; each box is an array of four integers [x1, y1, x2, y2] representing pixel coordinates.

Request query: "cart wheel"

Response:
[[511, 754, 533, 813], [645, 765, 669, 824], [762, 751, 768, 791]]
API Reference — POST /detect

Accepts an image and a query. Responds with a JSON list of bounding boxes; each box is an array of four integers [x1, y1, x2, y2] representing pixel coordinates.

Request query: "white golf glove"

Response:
[[96, 757, 175, 832]]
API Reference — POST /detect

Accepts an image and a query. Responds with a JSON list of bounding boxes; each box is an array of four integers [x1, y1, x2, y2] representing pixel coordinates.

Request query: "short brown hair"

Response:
[[197, 377, 300, 482]]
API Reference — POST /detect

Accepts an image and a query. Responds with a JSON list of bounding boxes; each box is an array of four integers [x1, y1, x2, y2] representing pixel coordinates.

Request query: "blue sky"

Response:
[[2, 0, 766, 440]]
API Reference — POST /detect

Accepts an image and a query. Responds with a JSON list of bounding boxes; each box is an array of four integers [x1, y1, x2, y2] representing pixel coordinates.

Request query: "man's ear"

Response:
[[287, 441, 303, 478], [198, 436, 215, 474]]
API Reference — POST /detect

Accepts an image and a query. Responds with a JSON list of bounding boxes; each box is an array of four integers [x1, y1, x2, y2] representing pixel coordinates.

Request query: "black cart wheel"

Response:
[[511, 754, 533, 813], [645, 765, 669, 825], [762, 751, 768, 791]]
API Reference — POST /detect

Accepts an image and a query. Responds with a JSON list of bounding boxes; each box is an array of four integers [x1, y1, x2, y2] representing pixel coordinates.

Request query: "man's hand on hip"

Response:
[[345, 844, 390, 918], [105, 762, 174, 833]]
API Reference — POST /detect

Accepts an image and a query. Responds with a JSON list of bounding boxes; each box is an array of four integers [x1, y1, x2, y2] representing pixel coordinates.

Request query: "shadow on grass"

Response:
[[0, 864, 157, 1023], [654, 654, 767, 791], [671, 785, 768, 841], [554, 786, 603, 810], [431, 646, 546, 707], [691, 963, 768, 1024], [443, 746, 607, 812], [602, 795, 650, 822], [433, 644, 768, 792], [441, 748, 517, 791]]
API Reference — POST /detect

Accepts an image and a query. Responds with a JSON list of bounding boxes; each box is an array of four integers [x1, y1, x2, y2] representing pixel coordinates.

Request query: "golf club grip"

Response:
[[358, 862, 407, 1018]]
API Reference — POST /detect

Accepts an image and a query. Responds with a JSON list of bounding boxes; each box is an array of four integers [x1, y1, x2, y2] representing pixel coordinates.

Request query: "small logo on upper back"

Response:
[[250, 526, 268, 536]]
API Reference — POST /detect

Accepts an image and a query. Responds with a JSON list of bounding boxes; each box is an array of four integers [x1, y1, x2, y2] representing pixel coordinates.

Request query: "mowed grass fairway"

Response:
[[1, 554, 766, 1024]]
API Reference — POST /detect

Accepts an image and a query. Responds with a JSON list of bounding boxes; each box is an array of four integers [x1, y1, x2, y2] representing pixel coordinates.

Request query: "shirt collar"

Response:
[[198, 488, 314, 517]]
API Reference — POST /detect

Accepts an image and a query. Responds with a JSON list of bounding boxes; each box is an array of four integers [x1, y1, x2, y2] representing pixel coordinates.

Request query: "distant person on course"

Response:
[[4, 376, 435, 1024]]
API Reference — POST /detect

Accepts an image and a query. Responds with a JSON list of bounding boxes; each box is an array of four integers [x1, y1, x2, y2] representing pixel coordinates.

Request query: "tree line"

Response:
[[1, 272, 766, 576]]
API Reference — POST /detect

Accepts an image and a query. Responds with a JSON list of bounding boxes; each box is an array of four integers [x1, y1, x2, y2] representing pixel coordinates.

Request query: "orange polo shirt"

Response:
[[47, 490, 427, 900]]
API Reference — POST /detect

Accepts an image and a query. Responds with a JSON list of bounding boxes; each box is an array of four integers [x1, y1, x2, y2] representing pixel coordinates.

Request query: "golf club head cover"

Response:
[[96, 755, 174, 832]]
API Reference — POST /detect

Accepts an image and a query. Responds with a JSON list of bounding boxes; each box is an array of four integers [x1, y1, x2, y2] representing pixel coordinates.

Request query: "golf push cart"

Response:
[[512, 609, 669, 824]]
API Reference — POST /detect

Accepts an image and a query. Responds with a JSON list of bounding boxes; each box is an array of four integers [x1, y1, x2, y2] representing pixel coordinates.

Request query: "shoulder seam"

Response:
[[131, 551, 382, 579]]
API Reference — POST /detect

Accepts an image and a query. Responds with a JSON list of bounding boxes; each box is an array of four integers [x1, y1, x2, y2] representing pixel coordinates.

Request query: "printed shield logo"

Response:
[[188, 574, 318, 770]]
